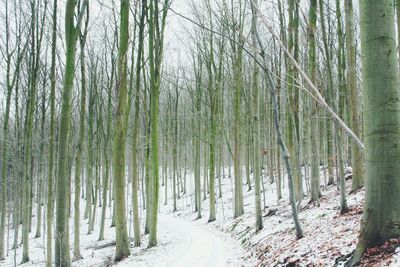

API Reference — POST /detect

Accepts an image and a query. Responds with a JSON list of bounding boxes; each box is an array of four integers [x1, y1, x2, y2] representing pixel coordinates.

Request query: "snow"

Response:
[[1, 207, 247, 267], [391, 248, 400, 266], [1, 167, 250, 267], [2, 165, 400, 266], [161, 166, 400, 266]]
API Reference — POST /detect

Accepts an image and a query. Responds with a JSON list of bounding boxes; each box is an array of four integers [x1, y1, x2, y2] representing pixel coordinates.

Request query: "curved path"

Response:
[[116, 214, 245, 267], [164, 215, 229, 267]]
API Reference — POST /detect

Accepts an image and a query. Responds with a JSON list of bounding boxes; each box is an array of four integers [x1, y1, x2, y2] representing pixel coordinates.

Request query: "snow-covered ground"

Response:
[[162, 166, 400, 266], [2, 165, 400, 266], [1, 208, 247, 267], [1, 167, 251, 267]]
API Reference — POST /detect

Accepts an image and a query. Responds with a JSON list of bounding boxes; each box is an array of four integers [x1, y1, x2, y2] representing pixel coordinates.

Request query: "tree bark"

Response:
[[345, 0, 363, 191], [113, 0, 131, 261], [46, 1, 58, 265], [352, 0, 400, 264], [250, 0, 263, 231]]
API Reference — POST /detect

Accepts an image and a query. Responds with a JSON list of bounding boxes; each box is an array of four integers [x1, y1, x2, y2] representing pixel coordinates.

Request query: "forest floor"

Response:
[[2, 167, 400, 266], [1, 206, 247, 267], [1, 174, 249, 267], [169, 167, 400, 267]]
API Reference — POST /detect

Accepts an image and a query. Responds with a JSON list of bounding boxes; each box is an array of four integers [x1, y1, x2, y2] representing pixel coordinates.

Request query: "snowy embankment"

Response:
[[168, 166, 400, 266]]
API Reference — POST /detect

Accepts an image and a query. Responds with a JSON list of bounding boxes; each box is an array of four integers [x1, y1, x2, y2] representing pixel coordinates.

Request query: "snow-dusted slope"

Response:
[[1, 168, 250, 267]]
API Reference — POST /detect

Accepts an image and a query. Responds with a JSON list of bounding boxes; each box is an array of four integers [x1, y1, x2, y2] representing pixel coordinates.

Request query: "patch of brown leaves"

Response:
[[359, 238, 400, 266]]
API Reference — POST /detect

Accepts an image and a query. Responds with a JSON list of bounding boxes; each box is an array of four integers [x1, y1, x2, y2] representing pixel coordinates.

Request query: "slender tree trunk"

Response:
[[194, 56, 202, 218], [345, 0, 363, 191], [22, 2, 41, 261], [250, 0, 263, 231], [206, 31, 217, 222], [89, 68, 100, 234], [85, 81, 95, 224], [113, 0, 131, 261], [148, 0, 168, 247], [319, 0, 335, 186], [144, 73, 150, 234], [172, 90, 179, 212], [130, 0, 146, 247], [99, 48, 114, 241], [254, 15, 304, 239], [308, 0, 320, 204], [287, 0, 303, 200], [55, 1, 86, 265], [233, 43, 244, 219], [209, 92, 217, 222], [56, 2, 87, 266], [98, 150, 110, 241], [46, 2, 57, 265], [336, 0, 349, 214], [73, 10, 88, 259], [35, 75, 47, 239]]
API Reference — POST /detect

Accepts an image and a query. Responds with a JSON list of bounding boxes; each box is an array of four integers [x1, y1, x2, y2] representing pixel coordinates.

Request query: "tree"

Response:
[[147, 0, 169, 247], [35, 64, 48, 239], [130, 0, 146, 247], [308, 0, 320, 205], [22, 1, 47, 261], [46, 0, 58, 265], [335, 0, 349, 214], [287, 0, 302, 200], [345, 0, 363, 191], [252, 0, 304, 240], [319, 0, 335, 186], [113, 0, 131, 261], [207, 31, 217, 222], [193, 49, 203, 219], [55, 0, 88, 265], [351, 0, 400, 264], [99, 42, 115, 241], [0, 0, 27, 259], [73, 2, 89, 260], [172, 86, 180, 213], [229, 0, 245, 219], [250, 0, 263, 231]]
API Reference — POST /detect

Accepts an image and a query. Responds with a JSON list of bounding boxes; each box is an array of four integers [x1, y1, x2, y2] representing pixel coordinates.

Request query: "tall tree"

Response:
[[335, 0, 349, 214], [352, 0, 400, 264], [252, 0, 304, 240], [319, 0, 335, 186], [207, 31, 217, 222], [345, 0, 363, 191], [287, 0, 303, 199], [35, 67, 48, 239], [230, 0, 245, 218], [46, 0, 58, 265], [113, 0, 131, 261], [147, 0, 169, 247], [73, 3, 89, 260], [308, 0, 320, 204], [194, 50, 203, 219], [22, 1, 47, 261], [55, 0, 88, 266], [131, 0, 146, 247], [99, 46, 115, 241], [250, 0, 263, 231]]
